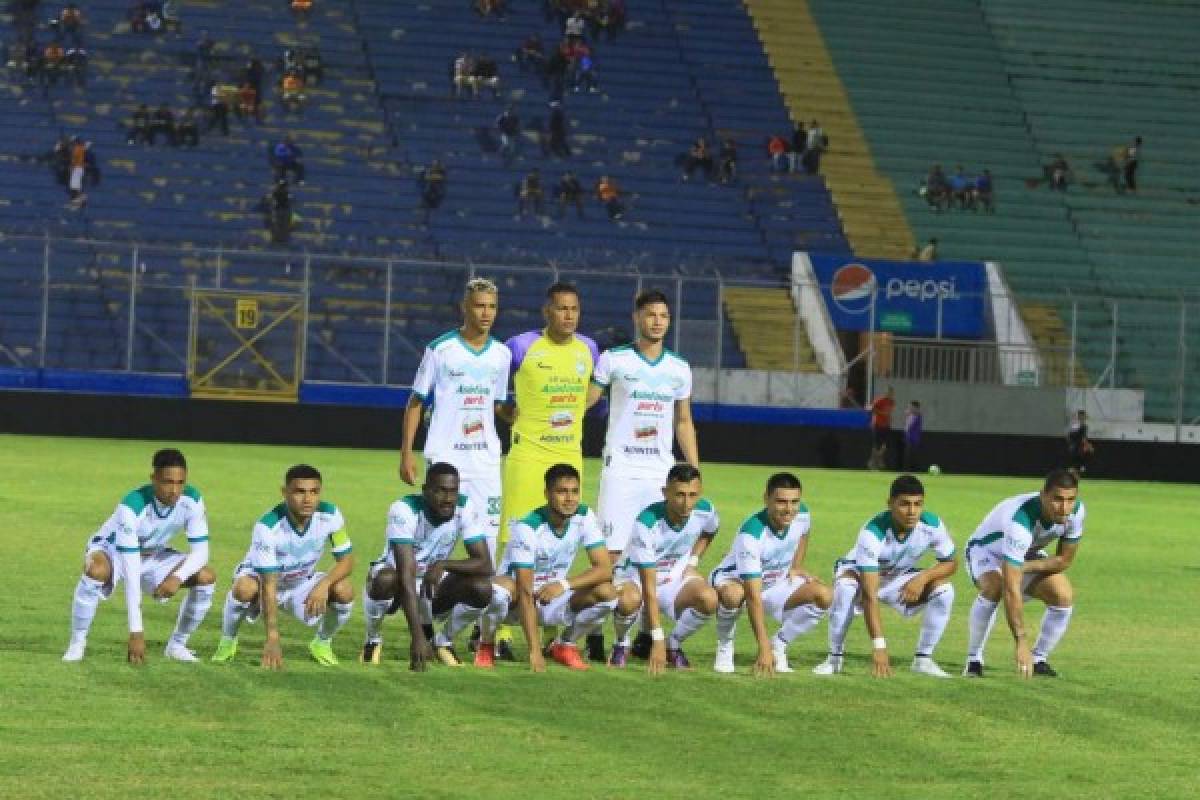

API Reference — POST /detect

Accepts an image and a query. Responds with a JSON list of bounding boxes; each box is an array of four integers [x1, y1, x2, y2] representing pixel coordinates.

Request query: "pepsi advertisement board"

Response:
[[807, 255, 988, 339]]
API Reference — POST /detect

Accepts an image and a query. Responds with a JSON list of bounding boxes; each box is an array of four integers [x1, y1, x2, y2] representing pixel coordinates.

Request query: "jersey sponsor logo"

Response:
[[549, 411, 574, 428], [462, 417, 484, 437], [635, 401, 664, 414], [487, 497, 501, 515], [622, 445, 661, 456], [536, 361, 553, 370], [456, 383, 491, 395], [634, 425, 658, 440], [540, 433, 575, 444], [453, 442, 489, 451]]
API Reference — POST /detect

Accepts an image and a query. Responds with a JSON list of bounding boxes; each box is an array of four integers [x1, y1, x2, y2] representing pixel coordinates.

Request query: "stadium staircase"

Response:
[[980, 0, 1200, 421], [743, 0, 915, 261], [722, 286, 817, 372]]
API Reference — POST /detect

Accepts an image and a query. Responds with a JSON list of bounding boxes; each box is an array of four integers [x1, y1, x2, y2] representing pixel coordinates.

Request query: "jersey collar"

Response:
[[634, 343, 666, 367], [456, 330, 492, 356]]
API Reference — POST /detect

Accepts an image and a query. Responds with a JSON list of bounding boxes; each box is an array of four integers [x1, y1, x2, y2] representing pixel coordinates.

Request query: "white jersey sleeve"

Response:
[[853, 527, 884, 573], [411, 345, 439, 402], [591, 349, 613, 388], [930, 519, 956, 561], [675, 363, 693, 401], [324, 506, 352, 558], [733, 531, 764, 580], [250, 523, 279, 574], [112, 498, 142, 554], [580, 508, 606, 552], [507, 522, 536, 570], [172, 495, 211, 582], [460, 498, 489, 547], [386, 500, 418, 545], [625, 518, 656, 569], [492, 349, 512, 405], [1065, 503, 1085, 542], [1002, 518, 1034, 567], [185, 495, 210, 542]]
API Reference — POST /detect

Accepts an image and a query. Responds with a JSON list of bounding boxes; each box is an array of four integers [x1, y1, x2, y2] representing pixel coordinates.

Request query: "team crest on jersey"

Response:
[[462, 416, 484, 437]]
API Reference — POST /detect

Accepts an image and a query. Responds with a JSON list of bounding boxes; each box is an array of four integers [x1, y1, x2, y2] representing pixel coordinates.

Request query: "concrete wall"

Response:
[[886, 380, 1065, 436], [692, 368, 840, 408]]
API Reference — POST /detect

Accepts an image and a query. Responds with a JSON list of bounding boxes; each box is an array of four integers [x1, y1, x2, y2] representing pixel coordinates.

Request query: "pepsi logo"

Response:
[[830, 263, 876, 314]]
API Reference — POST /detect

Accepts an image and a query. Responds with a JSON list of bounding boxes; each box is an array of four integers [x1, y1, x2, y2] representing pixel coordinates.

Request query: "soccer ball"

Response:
[[928, 464, 941, 475]]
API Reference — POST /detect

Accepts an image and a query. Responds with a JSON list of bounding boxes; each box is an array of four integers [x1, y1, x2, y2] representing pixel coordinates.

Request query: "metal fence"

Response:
[[1, 235, 1196, 426]]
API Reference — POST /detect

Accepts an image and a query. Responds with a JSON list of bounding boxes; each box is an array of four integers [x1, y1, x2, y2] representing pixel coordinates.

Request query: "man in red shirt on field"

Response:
[[867, 386, 895, 470]]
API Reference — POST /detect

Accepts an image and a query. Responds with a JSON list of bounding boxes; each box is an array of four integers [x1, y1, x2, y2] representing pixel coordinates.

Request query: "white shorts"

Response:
[[709, 568, 808, 623], [614, 569, 700, 621], [501, 584, 576, 628], [69, 165, 84, 192], [86, 536, 185, 599], [367, 559, 449, 625], [234, 562, 328, 627], [459, 471, 502, 558], [966, 545, 1041, 598], [596, 471, 665, 553]]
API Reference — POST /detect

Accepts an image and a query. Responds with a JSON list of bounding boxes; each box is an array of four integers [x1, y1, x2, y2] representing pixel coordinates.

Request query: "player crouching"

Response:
[[813, 475, 957, 678], [478, 464, 616, 671], [709, 473, 831, 676], [610, 464, 719, 672], [212, 464, 354, 668]]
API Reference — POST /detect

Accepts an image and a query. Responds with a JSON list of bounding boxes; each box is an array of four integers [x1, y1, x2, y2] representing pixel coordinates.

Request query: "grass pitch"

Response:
[[1, 434, 1197, 799]]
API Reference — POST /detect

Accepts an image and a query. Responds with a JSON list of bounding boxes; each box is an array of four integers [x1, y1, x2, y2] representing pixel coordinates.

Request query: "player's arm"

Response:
[[157, 500, 210, 598], [112, 505, 146, 663], [585, 381, 605, 410], [688, 531, 715, 568], [673, 397, 700, 467], [399, 393, 425, 485], [786, 534, 817, 582], [859, 569, 892, 678], [513, 566, 545, 672], [639, 565, 667, 675], [260, 571, 283, 669], [305, 550, 354, 618], [494, 400, 516, 425], [1000, 521, 1034, 676], [391, 542, 432, 669], [434, 536, 493, 579], [903, 555, 957, 604], [1023, 539, 1079, 576], [742, 577, 774, 678]]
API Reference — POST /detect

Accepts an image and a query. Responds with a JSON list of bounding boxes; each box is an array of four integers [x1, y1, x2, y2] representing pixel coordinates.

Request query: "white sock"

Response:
[[1033, 605, 1073, 662], [221, 591, 251, 639], [613, 608, 640, 647], [776, 602, 825, 644], [562, 599, 616, 643], [716, 603, 741, 645], [827, 577, 857, 656], [317, 601, 353, 642], [480, 584, 511, 643], [967, 595, 999, 662], [915, 583, 954, 657], [667, 608, 712, 648], [70, 575, 105, 643], [435, 602, 482, 648], [363, 589, 391, 644], [170, 584, 214, 647]]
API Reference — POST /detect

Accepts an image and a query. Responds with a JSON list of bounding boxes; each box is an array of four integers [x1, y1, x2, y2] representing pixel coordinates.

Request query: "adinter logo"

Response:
[[830, 263, 959, 313]]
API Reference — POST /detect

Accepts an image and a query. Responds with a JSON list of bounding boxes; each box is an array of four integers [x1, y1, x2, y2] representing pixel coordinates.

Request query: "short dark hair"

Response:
[[285, 464, 322, 484], [152, 448, 187, 471], [766, 472, 802, 494], [545, 281, 578, 302], [890, 474, 925, 499], [635, 289, 670, 311], [544, 462, 581, 488], [666, 463, 701, 484], [424, 461, 460, 485], [1043, 468, 1079, 492]]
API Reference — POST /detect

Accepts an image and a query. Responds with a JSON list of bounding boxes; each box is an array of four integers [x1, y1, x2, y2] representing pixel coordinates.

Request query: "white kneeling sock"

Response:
[[317, 601, 353, 642], [170, 583, 214, 647], [480, 584, 512, 643], [715, 603, 741, 645], [71, 576, 105, 643], [363, 588, 391, 644], [612, 608, 640, 647], [563, 599, 616, 643], [777, 602, 825, 644], [1033, 605, 1073, 662], [221, 591, 251, 639], [966, 594, 999, 662], [436, 602, 483, 647], [915, 583, 954, 657], [826, 577, 858, 656], [667, 607, 712, 649]]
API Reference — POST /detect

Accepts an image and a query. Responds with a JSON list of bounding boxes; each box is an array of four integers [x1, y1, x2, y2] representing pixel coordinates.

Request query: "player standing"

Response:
[[962, 469, 1084, 678], [63, 448, 215, 664], [400, 278, 511, 561], [812, 475, 957, 678], [586, 289, 698, 660], [361, 462, 494, 670], [610, 463, 719, 672], [709, 473, 831, 676], [496, 282, 598, 656], [212, 464, 355, 668]]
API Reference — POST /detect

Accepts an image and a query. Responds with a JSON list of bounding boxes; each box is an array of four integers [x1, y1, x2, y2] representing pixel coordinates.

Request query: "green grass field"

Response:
[[2, 434, 1197, 799]]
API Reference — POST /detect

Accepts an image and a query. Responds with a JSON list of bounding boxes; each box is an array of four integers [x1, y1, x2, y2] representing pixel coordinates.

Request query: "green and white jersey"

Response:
[[94, 484, 208, 555], [592, 345, 692, 478], [500, 504, 605, 590], [967, 492, 1086, 567], [845, 510, 955, 577], [377, 493, 487, 579], [248, 501, 352, 588], [618, 499, 719, 586], [711, 506, 811, 589], [411, 330, 512, 476]]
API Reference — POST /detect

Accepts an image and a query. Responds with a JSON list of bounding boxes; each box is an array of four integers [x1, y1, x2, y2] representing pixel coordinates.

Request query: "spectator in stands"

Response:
[[1046, 154, 1071, 191], [974, 168, 994, 213], [128, 103, 151, 144], [149, 103, 177, 146], [681, 137, 714, 182], [161, 0, 182, 32], [789, 122, 807, 173], [867, 385, 895, 471], [128, 1, 150, 34], [176, 107, 199, 146], [18, 37, 42, 83], [1121, 136, 1142, 193], [922, 164, 949, 211], [544, 43, 568, 98], [495, 105, 521, 162], [916, 237, 938, 261], [237, 82, 260, 122], [452, 53, 475, 97], [802, 119, 826, 175], [473, 54, 500, 99], [65, 135, 90, 208], [595, 174, 623, 220], [40, 39, 64, 89], [193, 29, 214, 73], [1066, 409, 1093, 476], [518, 168, 544, 216], [261, 178, 293, 243], [948, 165, 970, 210], [60, 4, 84, 47], [280, 70, 306, 114], [556, 170, 584, 219], [767, 133, 788, 173], [290, 0, 313, 21], [206, 81, 230, 135], [564, 11, 586, 44], [419, 160, 446, 210], [270, 135, 305, 184], [546, 100, 570, 157], [599, 0, 626, 42], [718, 138, 738, 184], [64, 45, 86, 86], [299, 47, 323, 85], [515, 33, 547, 77], [571, 51, 598, 93], [903, 400, 922, 471]]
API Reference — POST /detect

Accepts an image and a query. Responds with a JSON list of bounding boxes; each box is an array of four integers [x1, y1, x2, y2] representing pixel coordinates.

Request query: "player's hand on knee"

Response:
[[305, 585, 330, 618], [153, 574, 182, 600], [127, 632, 146, 665], [901, 579, 925, 605]]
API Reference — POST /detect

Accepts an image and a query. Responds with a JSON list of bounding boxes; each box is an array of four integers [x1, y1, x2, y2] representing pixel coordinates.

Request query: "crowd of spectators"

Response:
[[6, 4, 91, 92], [767, 120, 826, 176], [920, 164, 994, 213]]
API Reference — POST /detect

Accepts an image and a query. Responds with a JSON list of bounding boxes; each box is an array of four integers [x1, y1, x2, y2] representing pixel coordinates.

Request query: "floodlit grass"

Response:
[[2, 434, 1197, 798]]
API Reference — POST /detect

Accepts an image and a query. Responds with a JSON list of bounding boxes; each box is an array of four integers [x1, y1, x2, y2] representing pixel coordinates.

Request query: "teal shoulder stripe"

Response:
[[116, 545, 141, 554], [919, 510, 942, 527], [428, 329, 458, 349], [183, 485, 202, 502], [401, 495, 424, 514], [317, 501, 338, 515], [120, 486, 150, 515], [799, 502, 810, 514], [636, 502, 666, 529], [663, 348, 689, 366], [519, 507, 546, 529], [740, 510, 769, 540], [187, 536, 209, 543], [1012, 497, 1040, 531], [696, 498, 714, 513], [864, 511, 890, 542], [577, 503, 590, 516], [258, 503, 286, 528], [456, 493, 469, 508], [462, 534, 485, 544]]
